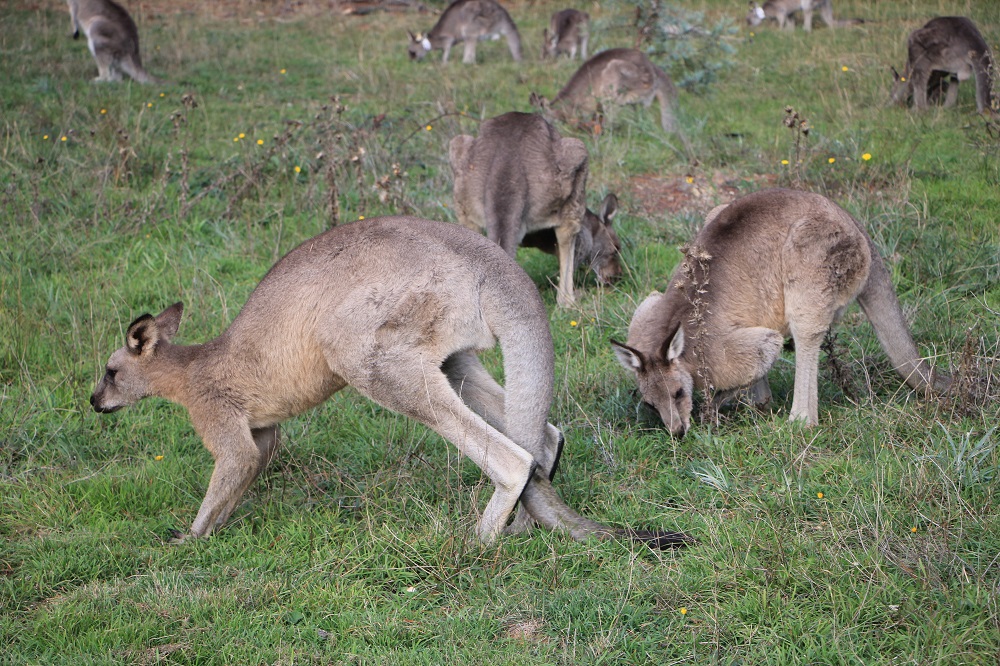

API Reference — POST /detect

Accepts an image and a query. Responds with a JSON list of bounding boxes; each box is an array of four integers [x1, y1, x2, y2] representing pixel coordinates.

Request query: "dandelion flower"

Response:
[[159, 92, 165, 98], [425, 125, 432, 131], [294, 165, 301, 173], [900, 76, 906, 82], [817, 492, 824, 499], [147, 102, 153, 108], [100, 109, 107, 115], [570, 320, 578, 327], [61, 136, 67, 142], [910, 526, 917, 533], [234, 137, 240, 142], [280, 68, 287, 74], [43, 135, 49, 140], [358, 215, 365, 220], [685, 176, 694, 184], [749, 31, 755, 37], [862, 153, 872, 161], [841, 66, 849, 72], [257, 139, 264, 145], [154, 455, 164, 461], [239, 133, 245, 139], [781, 159, 789, 166], [679, 607, 688, 615], [828, 157, 836, 164]]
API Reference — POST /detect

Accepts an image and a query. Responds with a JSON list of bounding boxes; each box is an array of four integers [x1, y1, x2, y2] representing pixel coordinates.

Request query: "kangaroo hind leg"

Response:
[[357, 358, 537, 544]]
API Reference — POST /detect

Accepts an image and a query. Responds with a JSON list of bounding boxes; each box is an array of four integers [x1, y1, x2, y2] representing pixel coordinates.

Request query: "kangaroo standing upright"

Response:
[[91, 218, 689, 548], [611, 189, 950, 437], [543, 9, 589, 61], [530, 48, 679, 133], [407, 0, 522, 63], [890, 16, 996, 115], [66, 0, 161, 83], [745, 0, 859, 31]]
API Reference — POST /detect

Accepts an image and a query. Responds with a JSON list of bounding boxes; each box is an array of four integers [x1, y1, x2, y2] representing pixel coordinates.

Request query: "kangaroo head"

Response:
[[407, 31, 433, 60], [611, 324, 693, 437], [581, 193, 622, 285], [90, 302, 183, 414], [528, 91, 550, 112], [745, 2, 766, 26], [889, 65, 912, 106]]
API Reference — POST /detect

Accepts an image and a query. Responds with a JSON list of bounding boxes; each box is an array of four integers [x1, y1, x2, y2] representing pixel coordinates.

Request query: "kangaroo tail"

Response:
[[856, 242, 951, 393], [653, 69, 678, 133], [491, 265, 693, 550], [120, 55, 162, 85], [973, 53, 996, 115], [520, 472, 695, 549]]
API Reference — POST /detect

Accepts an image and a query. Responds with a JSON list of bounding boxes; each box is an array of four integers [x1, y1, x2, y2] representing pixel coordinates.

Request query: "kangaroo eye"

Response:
[[673, 388, 685, 400], [106, 368, 118, 383]]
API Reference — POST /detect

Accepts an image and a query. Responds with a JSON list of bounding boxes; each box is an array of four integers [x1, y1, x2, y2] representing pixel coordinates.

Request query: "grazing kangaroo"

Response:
[[611, 189, 951, 437], [530, 48, 678, 133], [746, 0, 860, 31], [890, 17, 996, 116], [66, 0, 161, 83], [449, 112, 594, 307], [521, 193, 622, 288], [407, 0, 522, 63], [543, 9, 589, 61], [91, 217, 689, 548]]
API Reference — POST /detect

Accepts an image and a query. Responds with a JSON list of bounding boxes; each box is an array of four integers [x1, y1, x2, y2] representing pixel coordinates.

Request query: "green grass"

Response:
[[2, 0, 999, 663]]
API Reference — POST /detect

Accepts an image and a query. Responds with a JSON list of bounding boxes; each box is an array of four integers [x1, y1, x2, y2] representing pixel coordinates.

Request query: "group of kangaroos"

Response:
[[82, 0, 989, 549]]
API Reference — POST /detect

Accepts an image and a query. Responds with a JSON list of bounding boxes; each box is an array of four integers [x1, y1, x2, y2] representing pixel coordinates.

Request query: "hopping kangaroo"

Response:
[[91, 218, 689, 548], [543, 9, 589, 61], [450, 112, 597, 307], [67, 0, 161, 83], [746, 0, 860, 31], [890, 17, 996, 116], [611, 189, 950, 437], [530, 48, 678, 133], [407, 0, 521, 63]]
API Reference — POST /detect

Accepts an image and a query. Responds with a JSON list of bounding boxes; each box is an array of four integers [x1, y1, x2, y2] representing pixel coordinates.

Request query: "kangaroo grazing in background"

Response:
[[746, 0, 860, 31], [611, 189, 951, 437], [66, 0, 161, 83], [890, 17, 996, 116], [449, 112, 595, 307], [543, 9, 589, 61], [91, 218, 689, 548], [520, 193, 622, 288], [530, 48, 678, 134], [407, 0, 521, 63]]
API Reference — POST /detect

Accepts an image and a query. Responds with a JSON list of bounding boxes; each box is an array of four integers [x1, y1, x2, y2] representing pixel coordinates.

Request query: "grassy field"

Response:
[[2, 0, 999, 663]]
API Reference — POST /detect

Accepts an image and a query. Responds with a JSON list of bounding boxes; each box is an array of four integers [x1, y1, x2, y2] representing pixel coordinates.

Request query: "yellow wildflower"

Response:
[[294, 165, 302, 173], [817, 492, 824, 499], [862, 153, 872, 161], [154, 455, 164, 461], [828, 157, 835, 164]]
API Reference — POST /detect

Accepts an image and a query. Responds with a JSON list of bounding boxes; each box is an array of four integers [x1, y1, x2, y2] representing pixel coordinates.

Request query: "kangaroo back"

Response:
[[856, 240, 951, 393]]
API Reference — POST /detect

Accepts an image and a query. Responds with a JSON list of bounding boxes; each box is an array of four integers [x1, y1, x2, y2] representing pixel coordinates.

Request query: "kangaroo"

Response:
[[745, 0, 860, 31], [449, 112, 593, 307], [543, 9, 589, 61], [407, 0, 522, 64], [890, 17, 996, 116], [66, 0, 161, 83], [520, 193, 622, 288], [529, 48, 678, 134], [610, 189, 951, 437], [91, 217, 690, 548]]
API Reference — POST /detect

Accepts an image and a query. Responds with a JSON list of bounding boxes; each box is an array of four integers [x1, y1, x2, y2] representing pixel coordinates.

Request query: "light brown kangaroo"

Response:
[[611, 189, 951, 437], [530, 48, 678, 133], [543, 9, 589, 61], [91, 217, 689, 548], [407, 0, 522, 63], [745, 0, 860, 32], [450, 112, 595, 307], [66, 0, 161, 83], [890, 17, 996, 116]]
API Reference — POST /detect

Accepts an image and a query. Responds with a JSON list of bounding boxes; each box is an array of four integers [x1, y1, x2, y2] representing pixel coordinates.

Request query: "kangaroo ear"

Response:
[[610, 339, 645, 373], [663, 325, 685, 362], [599, 193, 619, 225], [155, 302, 184, 343], [448, 135, 475, 173], [125, 313, 157, 356], [408, 30, 417, 41], [891, 65, 901, 82], [528, 91, 547, 109]]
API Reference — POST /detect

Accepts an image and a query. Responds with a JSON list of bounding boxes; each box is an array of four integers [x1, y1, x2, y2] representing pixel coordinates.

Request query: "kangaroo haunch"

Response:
[[66, 0, 162, 84], [91, 217, 690, 548], [612, 189, 951, 437]]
